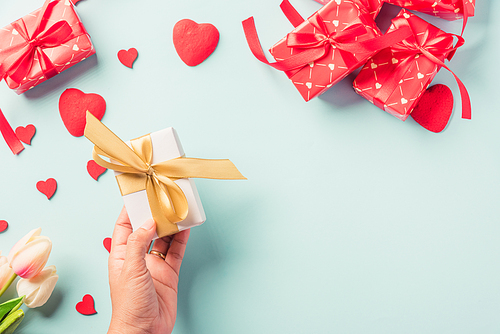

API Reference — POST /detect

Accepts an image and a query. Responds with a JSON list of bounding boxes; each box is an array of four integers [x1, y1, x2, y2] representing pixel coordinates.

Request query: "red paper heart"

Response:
[[117, 48, 138, 68], [103, 237, 112, 253], [411, 84, 454, 133], [0, 220, 8, 233], [173, 19, 219, 66], [87, 160, 107, 181], [36, 178, 57, 200], [15, 124, 36, 145], [59, 88, 106, 137], [76, 294, 97, 315]]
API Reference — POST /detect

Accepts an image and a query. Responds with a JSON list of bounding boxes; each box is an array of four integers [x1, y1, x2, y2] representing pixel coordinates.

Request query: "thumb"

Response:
[[125, 219, 156, 266]]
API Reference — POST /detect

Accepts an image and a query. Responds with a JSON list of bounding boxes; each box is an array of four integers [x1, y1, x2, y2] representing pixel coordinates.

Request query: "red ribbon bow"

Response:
[[242, 0, 412, 78], [0, 0, 83, 83], [373, 15, 471, 119]]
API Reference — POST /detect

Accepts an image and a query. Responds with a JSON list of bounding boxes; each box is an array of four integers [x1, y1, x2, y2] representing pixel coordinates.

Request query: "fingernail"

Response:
[[140, 219, 155, 230]]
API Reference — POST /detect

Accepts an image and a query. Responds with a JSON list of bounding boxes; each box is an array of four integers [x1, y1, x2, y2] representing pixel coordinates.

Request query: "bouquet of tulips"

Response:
[[0, 228, 58, 333]]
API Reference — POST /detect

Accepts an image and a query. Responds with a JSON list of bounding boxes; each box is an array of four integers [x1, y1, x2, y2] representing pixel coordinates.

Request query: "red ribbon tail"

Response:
[[280, 0, 305, 28], [242, 17, 327, 72], [451, 69, 472, 119], [421, 49, 471, 119], [0, 109, 24, 155]]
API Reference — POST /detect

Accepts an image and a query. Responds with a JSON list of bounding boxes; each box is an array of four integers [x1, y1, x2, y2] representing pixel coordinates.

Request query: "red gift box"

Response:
[[314, 0, 384, 19], [384, 0, 475, 21], [353, 9, 470, 120], [314, 0, 474, 21], [243, 0, 412, 102], [0, 0, 95, 94]]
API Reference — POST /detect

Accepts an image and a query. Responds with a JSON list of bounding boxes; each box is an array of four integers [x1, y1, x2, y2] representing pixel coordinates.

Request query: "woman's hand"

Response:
[[107, 207, 190, 334]]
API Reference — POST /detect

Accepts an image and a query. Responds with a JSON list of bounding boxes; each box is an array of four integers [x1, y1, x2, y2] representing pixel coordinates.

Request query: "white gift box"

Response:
[[115, 127, 206, 237]]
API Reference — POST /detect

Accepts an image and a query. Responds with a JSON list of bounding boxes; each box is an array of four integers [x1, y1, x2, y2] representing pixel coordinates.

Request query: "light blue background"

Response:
[[0, 0, 498, 333]]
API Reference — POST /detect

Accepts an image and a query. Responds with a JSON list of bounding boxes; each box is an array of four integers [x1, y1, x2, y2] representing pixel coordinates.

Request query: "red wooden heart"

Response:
[[117, 48, 138, 68], [87, 160, 107, 181], [411, 84, 454, 133], [59, 88, 106, 137], [36, 178, 57, 200], [76, 294, 97, 315], [103, 237, 112, 253], [0, 220, 8, 233], [173, 19, 219, 66], [15, 124, 36, 145]]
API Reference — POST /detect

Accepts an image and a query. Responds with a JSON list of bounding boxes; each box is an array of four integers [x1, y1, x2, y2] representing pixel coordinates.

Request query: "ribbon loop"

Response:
[[84, 111, 246, 236]]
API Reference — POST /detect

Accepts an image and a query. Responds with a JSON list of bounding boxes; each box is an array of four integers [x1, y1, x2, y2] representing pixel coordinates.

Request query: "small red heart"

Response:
[[36, 178, 57, 200], [411, 84, 454, 133], [59, 88, 106, 137], [87, 160, 107, 181], [117, 48, 138, 68], [173, 19, 219, 66], [15, 124, 36, 145], [76, 294, 97, 315], [103, 237, 112, 253], [0, 220, 8, 233]]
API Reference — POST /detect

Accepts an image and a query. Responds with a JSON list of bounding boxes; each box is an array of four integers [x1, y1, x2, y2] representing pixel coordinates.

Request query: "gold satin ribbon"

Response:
[[84, 111, 246, 237]]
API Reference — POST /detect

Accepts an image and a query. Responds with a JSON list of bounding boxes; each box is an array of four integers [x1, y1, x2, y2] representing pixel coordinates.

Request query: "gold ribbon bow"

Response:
[[84, 111, 246, 237]]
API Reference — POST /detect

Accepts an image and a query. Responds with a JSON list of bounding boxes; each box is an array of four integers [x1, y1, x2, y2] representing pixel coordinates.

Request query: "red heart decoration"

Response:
[[173, 19, 219, 66], [103, 237, 112, 253], [59, 88, 106, 137], [87, 160, 107, 181], [76, 294, 97, 315], [0, 220, 8, 233], [36, 178, 57, 200], [117, 48, 138, 68], [15, 124, 36, 145], [411, 84, 454, 133]]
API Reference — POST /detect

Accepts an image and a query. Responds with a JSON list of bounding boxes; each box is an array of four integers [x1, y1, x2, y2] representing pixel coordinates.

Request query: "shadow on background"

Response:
[[175, 189, 257, 334], [23, 55, 98, 100], [175, 226, 221, 334]]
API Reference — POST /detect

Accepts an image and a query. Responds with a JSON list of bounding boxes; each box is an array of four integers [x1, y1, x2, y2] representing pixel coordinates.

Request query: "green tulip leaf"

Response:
[[0, 309, 24, 334], [4, 299, 23, 321], [0, 297, 23, 323]]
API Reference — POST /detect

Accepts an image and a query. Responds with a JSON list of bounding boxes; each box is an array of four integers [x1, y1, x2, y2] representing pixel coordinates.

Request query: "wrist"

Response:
[[108, 318, 151, 334]]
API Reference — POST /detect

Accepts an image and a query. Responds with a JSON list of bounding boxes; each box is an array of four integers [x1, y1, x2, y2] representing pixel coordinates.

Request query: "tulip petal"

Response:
[[16, 265, 58, 308], [9, 236, 52, 278], [25, 275, 58, 308], [7, 228, 42, 263]]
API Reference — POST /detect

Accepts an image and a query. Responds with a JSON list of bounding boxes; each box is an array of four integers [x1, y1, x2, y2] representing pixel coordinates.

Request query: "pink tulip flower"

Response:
[[0, 253, 15, 292], [16, 265, 58, 308], [8, 228, 52, 279]]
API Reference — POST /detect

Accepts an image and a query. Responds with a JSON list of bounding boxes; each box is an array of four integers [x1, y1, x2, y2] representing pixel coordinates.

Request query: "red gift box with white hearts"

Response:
[[268, 0, 381, 102], [353, 9, 459, 121], [0, 0, 95, 94], [314, 0, 384, 19], [314, 0, 474, 21], [384, 0, 475, 21]]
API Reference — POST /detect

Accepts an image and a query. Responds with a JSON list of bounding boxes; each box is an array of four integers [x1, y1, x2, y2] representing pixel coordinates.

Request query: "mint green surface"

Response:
[[0, 1, 499, 333]]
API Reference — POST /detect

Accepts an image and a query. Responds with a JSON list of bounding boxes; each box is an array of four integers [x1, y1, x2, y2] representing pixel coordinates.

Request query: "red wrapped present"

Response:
[[384, 0, 475, 21], [314, 0, 384, 19], [353, 9, 471, 121], [243, 0, 412, 102], [0, 0, 95, 94]]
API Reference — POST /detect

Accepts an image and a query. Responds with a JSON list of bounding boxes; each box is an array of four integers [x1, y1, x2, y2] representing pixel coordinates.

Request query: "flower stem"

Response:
[[0, 273, 17, 298]]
